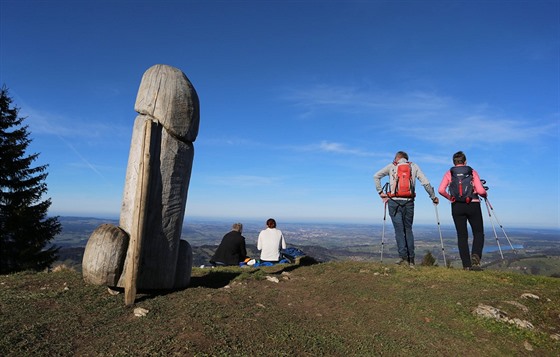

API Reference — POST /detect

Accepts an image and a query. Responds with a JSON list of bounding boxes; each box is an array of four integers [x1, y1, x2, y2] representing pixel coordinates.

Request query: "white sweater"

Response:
[[257, 228, 287, 261]]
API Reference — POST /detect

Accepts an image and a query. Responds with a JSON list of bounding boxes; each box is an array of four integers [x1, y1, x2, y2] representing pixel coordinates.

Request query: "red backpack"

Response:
[[388, 162, 415, 198]]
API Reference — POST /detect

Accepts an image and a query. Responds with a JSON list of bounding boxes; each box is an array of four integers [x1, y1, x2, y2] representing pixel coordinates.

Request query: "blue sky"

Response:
[[1, 0, 558, 229]]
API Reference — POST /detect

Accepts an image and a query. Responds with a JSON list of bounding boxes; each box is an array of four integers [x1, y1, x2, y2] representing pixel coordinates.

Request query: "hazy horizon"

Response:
[[54, 214, 560, 232]]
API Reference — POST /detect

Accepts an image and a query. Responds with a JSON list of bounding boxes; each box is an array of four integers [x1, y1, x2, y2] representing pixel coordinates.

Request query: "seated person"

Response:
[[209, 223, 247, 266], [257, 218, 287, 263]]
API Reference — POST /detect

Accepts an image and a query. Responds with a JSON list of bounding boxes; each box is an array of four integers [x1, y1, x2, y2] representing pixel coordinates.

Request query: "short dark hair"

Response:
[[266, 218, 276, 228], [453, 151, 466, 165], [395, 151, 408, 161]]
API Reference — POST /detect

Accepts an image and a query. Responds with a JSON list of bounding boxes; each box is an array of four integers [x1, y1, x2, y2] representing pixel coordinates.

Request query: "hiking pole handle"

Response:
[[383, 201, 387, 220]]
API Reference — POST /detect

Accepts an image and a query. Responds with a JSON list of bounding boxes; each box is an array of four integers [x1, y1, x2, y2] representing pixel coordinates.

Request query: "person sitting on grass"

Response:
[[257, 218, 287, 264], [210, 223, 247, 266]]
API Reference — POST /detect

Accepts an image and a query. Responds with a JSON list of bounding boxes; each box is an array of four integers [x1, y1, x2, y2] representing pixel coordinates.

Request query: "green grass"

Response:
[[1, 262, 559, 356]]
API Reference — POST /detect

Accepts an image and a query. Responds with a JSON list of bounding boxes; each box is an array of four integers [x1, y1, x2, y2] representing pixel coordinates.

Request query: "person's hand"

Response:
[[432, 197, 439, 205], [379, 193, 389, 204]]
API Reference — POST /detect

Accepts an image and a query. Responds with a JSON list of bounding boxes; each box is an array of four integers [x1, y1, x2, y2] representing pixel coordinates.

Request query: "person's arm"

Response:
[[280, 232, 287, 250], [373, 164, 391, 194], [257, 232, 262, 251], [240, 236, 247, 260], [472, 169, 487, 198], [438, 171, 452, 201], [415, 164, 438, 203]]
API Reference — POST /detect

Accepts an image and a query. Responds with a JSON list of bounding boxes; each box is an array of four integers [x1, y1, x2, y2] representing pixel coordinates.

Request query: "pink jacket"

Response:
[[438, 164, 487, 202]]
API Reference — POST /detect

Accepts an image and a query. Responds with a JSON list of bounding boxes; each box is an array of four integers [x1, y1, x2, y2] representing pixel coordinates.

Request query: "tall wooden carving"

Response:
[[82, 64, 199, 305]]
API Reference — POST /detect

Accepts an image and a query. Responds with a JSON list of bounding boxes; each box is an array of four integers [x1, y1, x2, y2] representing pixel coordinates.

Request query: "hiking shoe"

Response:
[[463, 267, 471, 271], [395, 258, 408, 265], [471, 254, 481, 266], [409, 262, 416, 269], [471, 254, 483, 271]]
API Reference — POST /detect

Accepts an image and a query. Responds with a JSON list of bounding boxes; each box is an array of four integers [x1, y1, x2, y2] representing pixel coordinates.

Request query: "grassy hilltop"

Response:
[[1, 261, 559, 356]]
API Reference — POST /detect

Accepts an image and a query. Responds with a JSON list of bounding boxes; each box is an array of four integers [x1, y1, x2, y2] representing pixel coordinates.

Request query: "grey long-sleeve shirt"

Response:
[[373, 158, 436, 200]]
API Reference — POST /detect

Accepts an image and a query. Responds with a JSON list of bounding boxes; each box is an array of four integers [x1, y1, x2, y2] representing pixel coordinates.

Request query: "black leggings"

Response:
[[451, 202, 484, 268]]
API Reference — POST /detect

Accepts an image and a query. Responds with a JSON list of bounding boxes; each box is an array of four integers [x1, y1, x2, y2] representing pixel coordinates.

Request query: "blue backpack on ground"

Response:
[[281, 247, 306, 263]]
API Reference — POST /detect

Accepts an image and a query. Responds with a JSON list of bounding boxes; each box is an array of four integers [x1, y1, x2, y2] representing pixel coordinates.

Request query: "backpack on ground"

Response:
[[388, 162, 415, 198], [281, 247, 306, 263], [449, 166, 475, 203]]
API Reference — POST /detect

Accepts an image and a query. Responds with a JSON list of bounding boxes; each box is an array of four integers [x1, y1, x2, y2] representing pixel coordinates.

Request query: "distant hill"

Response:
[[1, 262, 559, 356], [53, 216, 560, 277]]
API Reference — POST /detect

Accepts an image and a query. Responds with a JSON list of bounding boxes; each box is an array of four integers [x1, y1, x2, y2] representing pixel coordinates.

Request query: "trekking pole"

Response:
[[484, 198, 504, 260], [433, 203, 447, 267], [380, 201, 387, 263], [484, 198, 516, 254]]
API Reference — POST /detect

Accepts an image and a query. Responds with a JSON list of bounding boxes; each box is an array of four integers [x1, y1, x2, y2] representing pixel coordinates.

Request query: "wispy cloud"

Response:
[[284, 85, 451, 115], [208, 175, 281, 187], [199, 137, 257, 147], [56, 134, 113, 185], [405, 115, 558, 145], [16, 105, 123, 184], [283, 85, 558, 144], [292, 140, 378, 157], [21, 106, 128, 140]]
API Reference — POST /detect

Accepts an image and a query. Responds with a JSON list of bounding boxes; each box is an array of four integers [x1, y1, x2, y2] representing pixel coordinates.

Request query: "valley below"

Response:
[[54, 217, 560, 277]]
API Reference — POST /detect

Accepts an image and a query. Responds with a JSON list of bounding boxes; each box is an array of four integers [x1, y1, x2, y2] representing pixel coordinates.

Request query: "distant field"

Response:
[[53, 216, 560, 277]]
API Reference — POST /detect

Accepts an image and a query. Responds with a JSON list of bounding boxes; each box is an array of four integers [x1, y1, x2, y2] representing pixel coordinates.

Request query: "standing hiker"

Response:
[[374, 151, 439, 267], [210, 223, 247, 266], [438, 151, 487, 271], [257, 218, 287, 263]]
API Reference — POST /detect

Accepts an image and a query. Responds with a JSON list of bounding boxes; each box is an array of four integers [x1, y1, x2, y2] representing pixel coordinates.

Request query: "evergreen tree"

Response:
[[421, 251, 437, 266], [0, 86, 61, 273]]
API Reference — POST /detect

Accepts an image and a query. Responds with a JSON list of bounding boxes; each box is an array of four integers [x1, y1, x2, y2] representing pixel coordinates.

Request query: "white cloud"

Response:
[[198, 136, 257, 147], [292, 140, 376, 157], [21, 106, 128, 140], [283, 85, 558, 145], [207, 175, 281, 187], [404, 115, 558, 145], [284, 85, 452, 115], [16, 105, 129, 184]]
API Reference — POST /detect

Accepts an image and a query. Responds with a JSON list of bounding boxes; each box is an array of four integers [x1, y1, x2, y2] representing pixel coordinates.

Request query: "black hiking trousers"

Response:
[[451, 201, 485, 268]]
